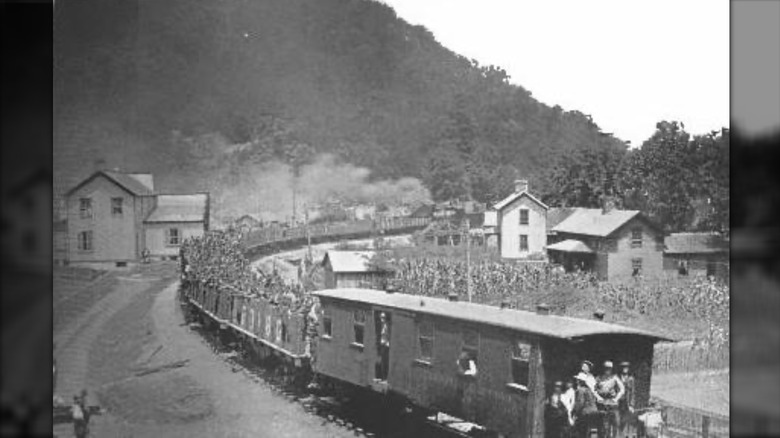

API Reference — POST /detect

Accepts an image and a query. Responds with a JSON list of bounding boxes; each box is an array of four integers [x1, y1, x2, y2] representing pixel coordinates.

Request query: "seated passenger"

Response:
[[457, 351, 478, 376]]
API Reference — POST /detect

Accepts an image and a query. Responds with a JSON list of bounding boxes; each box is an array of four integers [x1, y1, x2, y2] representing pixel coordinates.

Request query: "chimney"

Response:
[[601, 195, 616, 215], [515, 179, 529, 194], [447, 292, 459, 302], [536, 303, 550, 315]]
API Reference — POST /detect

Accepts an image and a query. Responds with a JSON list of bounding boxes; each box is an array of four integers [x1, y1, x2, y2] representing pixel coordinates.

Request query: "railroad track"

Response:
[[183, 310, 470, 438]]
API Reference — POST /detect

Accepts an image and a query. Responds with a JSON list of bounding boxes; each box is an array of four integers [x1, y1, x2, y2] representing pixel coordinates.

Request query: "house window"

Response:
[[519, 234, 529, 252], [418, 321, 434, 362], [111, 197, 123, 216], [167, 228, 181, 246], [631, 228, 642, 248], [353, 309, 367, 346], [79, 198, 92, 219], [510, 340, 532, 389], [323, 313, 333, 338], [519, 209, 529, 225], [77, 231, 93, 251], [632, 258, 643, 276]]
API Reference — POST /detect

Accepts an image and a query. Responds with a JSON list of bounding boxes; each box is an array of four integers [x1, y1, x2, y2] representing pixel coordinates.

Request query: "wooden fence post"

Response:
[[702, 415, 710, 438]]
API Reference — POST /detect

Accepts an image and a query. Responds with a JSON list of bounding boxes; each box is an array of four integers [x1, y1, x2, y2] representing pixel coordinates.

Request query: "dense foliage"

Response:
[[54, 0, 728, 233]]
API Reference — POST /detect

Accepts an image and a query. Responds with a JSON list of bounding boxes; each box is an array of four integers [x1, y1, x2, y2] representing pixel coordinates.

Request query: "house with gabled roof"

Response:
[[492, 179, 549, 259], [64, 169, 209, 266], [546, 198, 665, 281]]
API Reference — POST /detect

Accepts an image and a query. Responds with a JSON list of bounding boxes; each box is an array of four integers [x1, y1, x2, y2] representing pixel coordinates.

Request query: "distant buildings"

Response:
[[62, 170, 209, 266], [546, 200, 665, 281], [663, 232, 729, 280], [321, 250, 391, 289]]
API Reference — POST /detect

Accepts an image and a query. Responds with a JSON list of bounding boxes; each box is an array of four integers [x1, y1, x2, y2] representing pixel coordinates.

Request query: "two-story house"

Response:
[[546, 201, 665, 281], [65, 170, 209, 266], [492, 180, 549, 259]]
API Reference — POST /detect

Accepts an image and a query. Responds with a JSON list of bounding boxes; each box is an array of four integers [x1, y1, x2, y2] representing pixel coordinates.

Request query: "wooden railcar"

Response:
[[183, 280, 310, 365], [313, 288, 670, 438]]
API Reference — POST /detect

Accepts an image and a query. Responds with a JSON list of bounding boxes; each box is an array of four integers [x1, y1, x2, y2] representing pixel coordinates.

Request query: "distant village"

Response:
[[2, 169, 728, 283]]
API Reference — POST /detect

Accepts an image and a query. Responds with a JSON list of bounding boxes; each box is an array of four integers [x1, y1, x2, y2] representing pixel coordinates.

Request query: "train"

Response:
[[241, 216, 430, 257], [179, 271, 670, 437]]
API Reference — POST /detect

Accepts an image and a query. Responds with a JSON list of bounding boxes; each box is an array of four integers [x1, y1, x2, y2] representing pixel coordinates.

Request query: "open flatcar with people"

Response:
[[312, 288, 671, 438]]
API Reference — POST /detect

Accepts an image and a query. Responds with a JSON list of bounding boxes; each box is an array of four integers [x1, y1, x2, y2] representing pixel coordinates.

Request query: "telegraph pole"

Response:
[[465, 217, 472, 303], [305, 205, 312, 262]]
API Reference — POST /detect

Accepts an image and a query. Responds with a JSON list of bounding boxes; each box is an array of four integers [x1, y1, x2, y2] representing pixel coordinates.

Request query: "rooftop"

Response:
[[546, 239, 594, 253], [552, 208, 642, 237], [67, 170, 155, 197], [493, 190, 548, 211], [313, 288, 671, 342], [323, 250, 382, 273], [546, 207, 579, 233], [665, 232, 730, 254], [145, 194, 208, 223]]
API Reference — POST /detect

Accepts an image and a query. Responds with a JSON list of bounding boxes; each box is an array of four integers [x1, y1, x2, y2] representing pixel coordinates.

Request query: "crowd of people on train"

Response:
[[545, 360, 637, 438], [179, 230, 321, 356]]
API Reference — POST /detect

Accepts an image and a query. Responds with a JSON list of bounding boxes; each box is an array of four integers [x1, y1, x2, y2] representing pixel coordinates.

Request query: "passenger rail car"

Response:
[[313, 288, 671, 438]]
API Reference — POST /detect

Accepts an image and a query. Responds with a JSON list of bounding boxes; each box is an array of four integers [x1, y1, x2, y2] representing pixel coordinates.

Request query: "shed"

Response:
[[321, 250, 391, 289]]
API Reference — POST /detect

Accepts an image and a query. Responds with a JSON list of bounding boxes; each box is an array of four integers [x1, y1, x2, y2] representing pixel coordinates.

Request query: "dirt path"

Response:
[[54, 264, 358, 437]]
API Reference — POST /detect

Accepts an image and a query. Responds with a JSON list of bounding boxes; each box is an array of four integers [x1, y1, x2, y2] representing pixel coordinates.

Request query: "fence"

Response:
[[651, 397, 729, 438]]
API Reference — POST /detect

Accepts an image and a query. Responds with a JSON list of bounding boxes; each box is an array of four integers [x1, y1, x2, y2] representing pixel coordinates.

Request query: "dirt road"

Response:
[[53, 264, 358, 437]]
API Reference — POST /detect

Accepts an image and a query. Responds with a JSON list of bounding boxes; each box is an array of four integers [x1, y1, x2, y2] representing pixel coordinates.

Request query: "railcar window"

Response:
[[323, 314, 333, 338], [510, 340, 531, 389], [353, 310, 367, 346], [462, 329, 479, 361], [418, 321, 434, 362]]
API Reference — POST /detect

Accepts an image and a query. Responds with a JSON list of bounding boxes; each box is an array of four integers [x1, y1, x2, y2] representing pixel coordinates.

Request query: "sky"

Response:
[[382, 0, 732, 146]]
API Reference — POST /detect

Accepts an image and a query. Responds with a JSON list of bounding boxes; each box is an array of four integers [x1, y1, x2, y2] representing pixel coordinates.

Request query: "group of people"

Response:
[[545, 360, 635, 438]]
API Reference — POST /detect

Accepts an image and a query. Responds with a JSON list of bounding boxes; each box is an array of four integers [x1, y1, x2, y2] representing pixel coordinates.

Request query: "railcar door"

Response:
[[374, 310, 392, 382]]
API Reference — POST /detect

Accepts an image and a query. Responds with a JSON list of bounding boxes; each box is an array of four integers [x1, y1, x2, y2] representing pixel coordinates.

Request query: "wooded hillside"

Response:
[[54, 0, 728, 231]]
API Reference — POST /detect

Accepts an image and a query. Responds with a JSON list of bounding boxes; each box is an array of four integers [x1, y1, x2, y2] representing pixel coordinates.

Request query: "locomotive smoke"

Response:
[[212, 154, 431, 226]]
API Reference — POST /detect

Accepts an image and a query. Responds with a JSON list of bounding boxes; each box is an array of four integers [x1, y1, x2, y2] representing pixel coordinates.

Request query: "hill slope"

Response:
[[54, 0, 626, 221]]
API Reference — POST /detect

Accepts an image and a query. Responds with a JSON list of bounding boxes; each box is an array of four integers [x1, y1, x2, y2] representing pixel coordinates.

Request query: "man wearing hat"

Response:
[[545, 381, 568, 438], [595, 361, 625, 438], [618, 361, 636, 437]]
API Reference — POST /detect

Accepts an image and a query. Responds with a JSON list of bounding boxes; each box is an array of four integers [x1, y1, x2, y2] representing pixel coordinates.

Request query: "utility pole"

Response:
[[465, 217, 472, 303], [305, 205, 312, 262]]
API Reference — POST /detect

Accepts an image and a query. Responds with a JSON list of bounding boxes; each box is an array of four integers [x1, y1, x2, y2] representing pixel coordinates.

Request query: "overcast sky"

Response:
[[383, 0, 732, 146]]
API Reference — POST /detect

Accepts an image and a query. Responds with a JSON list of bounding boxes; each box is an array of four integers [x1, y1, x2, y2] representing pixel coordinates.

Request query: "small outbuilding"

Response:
[[321, 250, 391, 290]]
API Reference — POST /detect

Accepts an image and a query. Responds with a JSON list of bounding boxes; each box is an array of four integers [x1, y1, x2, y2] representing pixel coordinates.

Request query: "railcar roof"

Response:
[[313, 288, 672, 342]]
